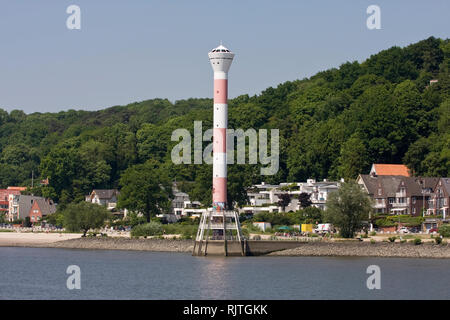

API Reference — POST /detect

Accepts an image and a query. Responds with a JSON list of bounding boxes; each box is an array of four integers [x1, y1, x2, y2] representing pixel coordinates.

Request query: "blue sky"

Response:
[[0, 0, 449, 113]]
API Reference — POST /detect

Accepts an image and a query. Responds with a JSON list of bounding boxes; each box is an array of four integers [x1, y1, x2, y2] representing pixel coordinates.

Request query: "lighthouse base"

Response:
[[192, 210, 246, 256]]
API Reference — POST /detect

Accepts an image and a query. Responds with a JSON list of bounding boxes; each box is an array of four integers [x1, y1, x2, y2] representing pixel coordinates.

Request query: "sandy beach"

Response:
[[0, 232, 83, 247]]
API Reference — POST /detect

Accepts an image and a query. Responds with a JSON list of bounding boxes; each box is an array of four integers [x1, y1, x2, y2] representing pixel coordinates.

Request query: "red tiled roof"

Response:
[[7, 186, 27, 191], [372, 164, 410, 176]]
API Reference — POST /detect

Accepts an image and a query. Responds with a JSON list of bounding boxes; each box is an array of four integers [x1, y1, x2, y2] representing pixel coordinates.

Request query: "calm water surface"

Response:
[[0, 247, 449, 299]]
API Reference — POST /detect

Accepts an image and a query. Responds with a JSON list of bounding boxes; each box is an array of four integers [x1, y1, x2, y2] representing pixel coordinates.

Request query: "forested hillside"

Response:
[[0, 37, 448, 208]]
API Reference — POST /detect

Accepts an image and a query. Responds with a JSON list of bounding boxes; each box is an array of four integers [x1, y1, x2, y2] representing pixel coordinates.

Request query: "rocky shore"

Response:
[[267, 241, 450, 258], [2, 233, 450, 258], [48, 237, 194, 252]]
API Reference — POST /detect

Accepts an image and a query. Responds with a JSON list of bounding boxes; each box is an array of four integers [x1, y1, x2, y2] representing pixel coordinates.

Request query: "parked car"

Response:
[[398, 227, 409, 234]]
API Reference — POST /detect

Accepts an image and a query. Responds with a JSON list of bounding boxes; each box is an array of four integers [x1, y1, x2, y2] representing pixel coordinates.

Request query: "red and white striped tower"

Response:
[[208, 44, 235, 210]]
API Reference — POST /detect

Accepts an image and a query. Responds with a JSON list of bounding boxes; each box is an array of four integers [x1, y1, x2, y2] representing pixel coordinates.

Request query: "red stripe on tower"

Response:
[[214, 79, 228, 104]]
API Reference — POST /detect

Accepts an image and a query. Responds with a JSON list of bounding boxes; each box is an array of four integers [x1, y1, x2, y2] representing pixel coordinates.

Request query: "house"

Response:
[[0, 187, 26, 221], [370, 164, 410, 177], [0, 189, 12, 215], [181, 201, 207, 218], [357, 175, 439, 216], [171, 191, 190, 215], [85, 189, 119, 210], [431, 178, 450, 219], [170, 183, 208, 219], [7, 195, 56, 223], [27, 197, 57, 224], [240, 179, 340, 215]]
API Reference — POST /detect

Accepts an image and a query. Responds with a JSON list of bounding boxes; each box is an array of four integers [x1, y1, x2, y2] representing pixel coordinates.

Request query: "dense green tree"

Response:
[[117, 160, 172, 222], [0, 37, 448, 203], [63, 202, 110, 236], [323, 182, 372, 238], [337, 134, 370, 181]]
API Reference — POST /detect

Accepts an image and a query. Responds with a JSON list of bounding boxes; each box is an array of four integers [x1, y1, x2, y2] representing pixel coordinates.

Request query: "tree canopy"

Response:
[[0, 37, 448, 210], [323, 182, 372, 238], [62, 201, 110, 236]]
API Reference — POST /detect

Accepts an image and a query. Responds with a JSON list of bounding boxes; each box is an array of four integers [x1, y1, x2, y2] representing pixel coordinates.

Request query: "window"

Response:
[[412, 208, 416, 214], [389, 198, 395, 204], [378, 188, 382, 196], [412, 197, 416, 204]]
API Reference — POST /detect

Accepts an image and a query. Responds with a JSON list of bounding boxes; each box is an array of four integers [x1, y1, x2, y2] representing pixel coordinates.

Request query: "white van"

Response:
[[314, 223, 333, 234]]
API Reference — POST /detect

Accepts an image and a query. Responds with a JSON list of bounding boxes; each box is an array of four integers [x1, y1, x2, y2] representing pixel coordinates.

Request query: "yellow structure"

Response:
[[301, 224, 313, 233]]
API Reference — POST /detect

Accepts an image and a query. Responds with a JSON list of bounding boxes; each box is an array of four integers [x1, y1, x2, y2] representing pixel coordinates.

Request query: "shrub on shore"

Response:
[[131, 221, 199, 239], [412, 238, 422, 245], [388, 236, 396, 243], [162, 224, 197, 239], [131, 221, 164, 238], [435, 237, 443, 245], [438, 225, 450, 238]]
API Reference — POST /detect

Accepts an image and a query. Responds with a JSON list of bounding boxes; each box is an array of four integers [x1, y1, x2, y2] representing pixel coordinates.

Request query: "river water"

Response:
[[0, 247, 449, 300]]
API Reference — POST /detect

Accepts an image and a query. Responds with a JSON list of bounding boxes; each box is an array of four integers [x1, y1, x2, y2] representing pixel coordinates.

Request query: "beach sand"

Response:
[[0, 232, 82, 247]]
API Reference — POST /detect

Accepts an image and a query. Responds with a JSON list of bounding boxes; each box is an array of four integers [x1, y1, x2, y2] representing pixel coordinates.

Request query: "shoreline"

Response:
[[1, 233, 450, 258], [267, 241, 450, 259]]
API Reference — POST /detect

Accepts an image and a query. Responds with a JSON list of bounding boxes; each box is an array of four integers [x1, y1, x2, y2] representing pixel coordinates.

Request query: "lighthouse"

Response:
[[208, 44, 235, 210], [193, 43, 244, 256]]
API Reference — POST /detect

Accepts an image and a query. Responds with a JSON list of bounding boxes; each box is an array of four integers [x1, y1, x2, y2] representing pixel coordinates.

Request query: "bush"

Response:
[[370, 231, 377, 236], [370, 239, 376, 244], [162, 223, 198, 238], [438, 224, 450, 238], [434, 237, 442, 245], [63, 202, 110, 236], [400, 239, 407, 244], [413, 238, 422, 245], [11, 219, 23, 225], [131, 221, 164, 237], [388, 236, 396, 243]]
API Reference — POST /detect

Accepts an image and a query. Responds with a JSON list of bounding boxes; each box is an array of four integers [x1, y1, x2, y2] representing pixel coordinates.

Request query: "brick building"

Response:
[[357, 175, 439, 216]]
